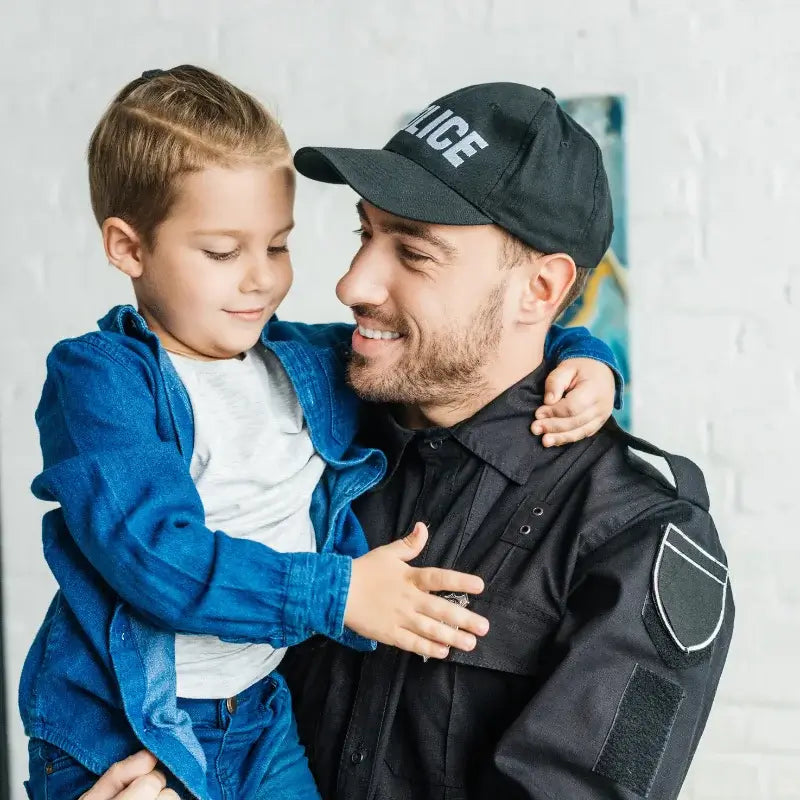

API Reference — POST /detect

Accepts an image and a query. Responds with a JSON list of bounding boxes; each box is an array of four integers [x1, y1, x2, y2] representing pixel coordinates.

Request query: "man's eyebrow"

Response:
[[355, 200, 457, 259]]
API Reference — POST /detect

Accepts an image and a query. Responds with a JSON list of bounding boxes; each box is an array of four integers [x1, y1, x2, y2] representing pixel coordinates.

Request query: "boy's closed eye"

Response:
[[202, 245, 290, 261], [203, 248, 239, 261]]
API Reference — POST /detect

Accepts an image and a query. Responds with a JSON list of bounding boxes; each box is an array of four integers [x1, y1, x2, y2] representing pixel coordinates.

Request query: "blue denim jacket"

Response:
[[19, 305, 619, 799]]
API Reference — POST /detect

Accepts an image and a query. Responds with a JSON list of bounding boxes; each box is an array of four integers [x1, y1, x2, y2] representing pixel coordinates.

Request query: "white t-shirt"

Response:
[[167, 344, 325, 698]]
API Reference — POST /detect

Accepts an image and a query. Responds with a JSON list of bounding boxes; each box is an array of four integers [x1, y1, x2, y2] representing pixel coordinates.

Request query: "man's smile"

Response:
[[352, 314, 406, 356], [357, 324, 401, 340]]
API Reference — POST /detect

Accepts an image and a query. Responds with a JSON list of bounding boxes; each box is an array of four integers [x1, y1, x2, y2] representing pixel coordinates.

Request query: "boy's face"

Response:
[[111, 162, 295, 360]]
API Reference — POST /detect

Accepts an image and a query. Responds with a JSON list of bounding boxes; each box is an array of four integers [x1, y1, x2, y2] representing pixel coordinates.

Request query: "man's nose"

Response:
[[336, 250, 390, 309]]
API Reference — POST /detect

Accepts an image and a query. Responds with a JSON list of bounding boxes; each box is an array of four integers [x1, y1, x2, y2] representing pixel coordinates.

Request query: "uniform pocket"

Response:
[[447, 590, 555, 675], [384, 593, 557, 790]]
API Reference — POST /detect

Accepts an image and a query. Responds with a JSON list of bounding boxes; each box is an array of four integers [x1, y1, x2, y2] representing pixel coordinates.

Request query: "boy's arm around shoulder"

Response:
[[544, 323, 623, 409], [33, 334, 351, 648]]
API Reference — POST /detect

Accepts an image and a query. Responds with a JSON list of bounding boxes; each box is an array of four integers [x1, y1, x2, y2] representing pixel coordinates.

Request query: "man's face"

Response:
[[336, 200, 514, 407]]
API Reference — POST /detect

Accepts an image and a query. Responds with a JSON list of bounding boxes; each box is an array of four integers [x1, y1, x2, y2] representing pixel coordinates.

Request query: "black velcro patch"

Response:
[[594, 664, 685, 797]]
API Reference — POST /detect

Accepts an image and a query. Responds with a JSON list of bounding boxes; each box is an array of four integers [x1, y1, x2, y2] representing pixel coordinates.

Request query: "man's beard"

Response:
[[347, 280, 506, 407]]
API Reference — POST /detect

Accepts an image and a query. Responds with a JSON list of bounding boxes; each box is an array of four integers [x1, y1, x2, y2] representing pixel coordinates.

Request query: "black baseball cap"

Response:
[[294, 82, 613, 269]]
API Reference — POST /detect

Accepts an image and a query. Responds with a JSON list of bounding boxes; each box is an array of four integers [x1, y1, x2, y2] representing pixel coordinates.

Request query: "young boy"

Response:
[[20, 66, 621, 800]]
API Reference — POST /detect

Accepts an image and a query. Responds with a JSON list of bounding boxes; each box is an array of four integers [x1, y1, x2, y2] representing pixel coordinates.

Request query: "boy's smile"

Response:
[[225, 307, 269, 322]]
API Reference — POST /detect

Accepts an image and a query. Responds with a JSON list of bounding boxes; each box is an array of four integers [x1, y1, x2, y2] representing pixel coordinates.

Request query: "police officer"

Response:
[[280, 82, 734, 800]]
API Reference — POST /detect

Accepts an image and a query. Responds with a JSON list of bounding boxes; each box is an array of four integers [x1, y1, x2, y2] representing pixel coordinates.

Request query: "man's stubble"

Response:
[[346, 279, 506, 409]]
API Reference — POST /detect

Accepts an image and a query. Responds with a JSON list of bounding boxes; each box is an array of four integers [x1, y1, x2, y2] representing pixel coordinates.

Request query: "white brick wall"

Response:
[[1, 1, 798, 797]]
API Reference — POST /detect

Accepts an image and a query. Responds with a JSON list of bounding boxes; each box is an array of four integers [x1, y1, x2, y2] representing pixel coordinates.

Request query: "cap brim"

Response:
[[294, 146, 491, 226]]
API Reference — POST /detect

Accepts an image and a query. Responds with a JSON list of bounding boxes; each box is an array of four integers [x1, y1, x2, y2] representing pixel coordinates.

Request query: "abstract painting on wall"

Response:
[[558, 95, 630, 429]]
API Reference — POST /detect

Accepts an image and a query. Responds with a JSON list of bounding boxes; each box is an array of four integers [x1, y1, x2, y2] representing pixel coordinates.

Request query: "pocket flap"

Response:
[[447, 592, 555, 675]]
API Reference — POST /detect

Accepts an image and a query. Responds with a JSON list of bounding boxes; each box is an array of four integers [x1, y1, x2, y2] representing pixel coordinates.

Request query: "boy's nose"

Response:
[[240, 256, 275, 293]]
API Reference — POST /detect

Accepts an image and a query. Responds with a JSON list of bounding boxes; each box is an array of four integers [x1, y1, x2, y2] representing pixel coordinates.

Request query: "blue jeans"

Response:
[[26, 673, 321, 799], [26, 738, 97, 800], [174, 673, 321, 799]]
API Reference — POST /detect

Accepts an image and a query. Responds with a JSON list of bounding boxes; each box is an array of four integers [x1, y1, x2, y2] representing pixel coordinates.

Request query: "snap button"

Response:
[[520, 524, 532, 536], [226, 696, 238, 714], [45, 762, 54, 775], [429, 439, 442, 450], [351, 749, 366, 765], [533, 507, 544, 516]]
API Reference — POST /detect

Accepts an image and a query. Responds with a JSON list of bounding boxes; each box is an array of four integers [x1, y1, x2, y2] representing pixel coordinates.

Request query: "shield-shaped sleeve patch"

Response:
[[652, 523, 729, 654]]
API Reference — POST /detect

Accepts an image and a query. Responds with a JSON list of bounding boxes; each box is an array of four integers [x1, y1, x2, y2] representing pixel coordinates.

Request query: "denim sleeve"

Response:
[[544, 324, 624, 410], [31, 338, 351, 648]]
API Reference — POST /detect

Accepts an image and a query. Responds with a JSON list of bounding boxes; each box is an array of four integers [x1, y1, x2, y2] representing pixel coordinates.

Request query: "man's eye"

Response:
[[203, 249, 239, 261], [353, 227, 371, 240], [399, 246, 429, 264]]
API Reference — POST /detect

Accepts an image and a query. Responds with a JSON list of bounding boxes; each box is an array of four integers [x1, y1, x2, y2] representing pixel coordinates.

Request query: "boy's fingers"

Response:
[[394, 629, 450, 660], [411, 614, 478, 652], [544, 392, 589, 419], [414, 567, 484, 595], [535, 406, 597, 435], [116, 773, 168, 799], [393, 522, 429, 561], [543, 363, 577, 405], [418, 596, 489, 636], [542, 421, 599, 447]]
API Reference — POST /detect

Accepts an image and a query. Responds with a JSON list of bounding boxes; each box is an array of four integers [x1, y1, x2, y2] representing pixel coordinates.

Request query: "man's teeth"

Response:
[[358, 325, 401, 341]]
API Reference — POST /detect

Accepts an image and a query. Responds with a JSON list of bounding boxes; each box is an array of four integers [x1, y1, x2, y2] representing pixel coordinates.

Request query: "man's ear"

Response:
[[518, 252, 576, 324], [103, 217, 145, 279]]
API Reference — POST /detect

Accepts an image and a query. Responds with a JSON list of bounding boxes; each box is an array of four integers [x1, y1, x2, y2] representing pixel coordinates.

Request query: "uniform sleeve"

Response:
[[544, 324, 624, 409], [32, 338, 352, 648], [487, 508, 733, 799]]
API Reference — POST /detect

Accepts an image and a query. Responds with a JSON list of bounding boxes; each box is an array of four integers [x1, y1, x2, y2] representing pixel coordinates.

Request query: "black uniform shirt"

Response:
[[284, 366, 733, 800]]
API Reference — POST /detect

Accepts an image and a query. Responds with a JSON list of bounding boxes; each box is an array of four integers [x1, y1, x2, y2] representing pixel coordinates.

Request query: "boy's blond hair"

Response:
[[88, 64, 290, 248]]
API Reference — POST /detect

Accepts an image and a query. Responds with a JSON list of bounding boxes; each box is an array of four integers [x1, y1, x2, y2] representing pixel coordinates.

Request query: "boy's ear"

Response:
[[518, 252, 576, 324], [103, 217, 145, 279]]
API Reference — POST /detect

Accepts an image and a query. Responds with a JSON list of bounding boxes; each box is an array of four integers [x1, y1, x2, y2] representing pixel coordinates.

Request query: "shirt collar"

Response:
[[361, 362, 555, 486], [448, 362, 552, 484], [98, 304, 152, 338], [359, 403, 417, 486]]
